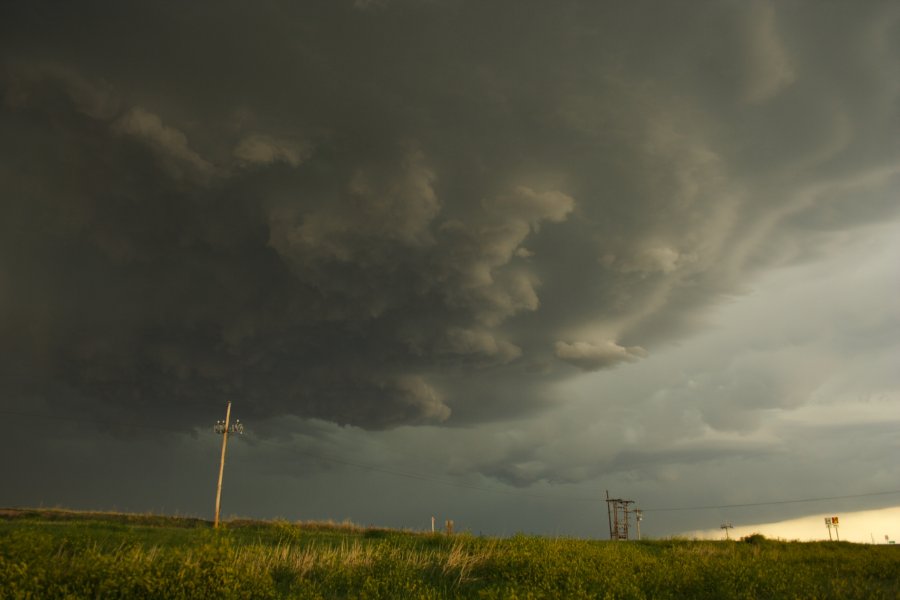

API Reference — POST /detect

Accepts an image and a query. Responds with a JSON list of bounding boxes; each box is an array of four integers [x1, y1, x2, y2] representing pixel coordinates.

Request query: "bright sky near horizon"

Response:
[[685, 506, 900, 545]]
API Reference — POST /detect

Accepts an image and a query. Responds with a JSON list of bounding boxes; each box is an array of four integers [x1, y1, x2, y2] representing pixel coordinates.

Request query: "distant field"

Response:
[[1, 509, 898, 599]]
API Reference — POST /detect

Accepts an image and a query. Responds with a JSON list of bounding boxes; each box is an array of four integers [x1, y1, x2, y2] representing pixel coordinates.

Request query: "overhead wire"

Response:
[[244, 434, 599, 502], [0, 408, 190, 434], [3, 408, 899, 512], [0, 408, 595, 502], [642, 489, 900, 513]]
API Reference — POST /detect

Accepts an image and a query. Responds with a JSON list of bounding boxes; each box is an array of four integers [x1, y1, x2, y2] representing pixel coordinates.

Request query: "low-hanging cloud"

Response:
[[554, 341, 648, 371]]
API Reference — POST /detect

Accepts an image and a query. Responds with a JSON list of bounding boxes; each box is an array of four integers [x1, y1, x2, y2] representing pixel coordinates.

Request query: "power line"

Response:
[[0, 408, 596, 502], [3, 408, 900, 512], [246, 435, 599, 503], [0, 408, 188, 434], [642, 489, 900, 512]]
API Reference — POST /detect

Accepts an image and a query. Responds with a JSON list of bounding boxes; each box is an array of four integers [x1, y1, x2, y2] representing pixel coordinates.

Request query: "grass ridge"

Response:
[[1, 508, 898, 599]]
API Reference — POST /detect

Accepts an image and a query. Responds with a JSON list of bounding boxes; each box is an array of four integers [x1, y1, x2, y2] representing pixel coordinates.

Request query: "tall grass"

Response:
[[1, 510, 898, 599]]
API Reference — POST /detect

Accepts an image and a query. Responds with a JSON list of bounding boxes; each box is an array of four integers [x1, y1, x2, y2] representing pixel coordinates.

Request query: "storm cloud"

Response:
[[2, 0, 900, 534]]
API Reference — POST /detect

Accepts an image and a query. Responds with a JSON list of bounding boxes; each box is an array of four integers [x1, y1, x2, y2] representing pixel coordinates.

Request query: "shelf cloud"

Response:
[[1, 0, 899, 534]]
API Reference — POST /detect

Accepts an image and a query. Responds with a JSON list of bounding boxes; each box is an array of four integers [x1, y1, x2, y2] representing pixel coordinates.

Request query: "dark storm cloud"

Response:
[[2, 0, 900, 434]]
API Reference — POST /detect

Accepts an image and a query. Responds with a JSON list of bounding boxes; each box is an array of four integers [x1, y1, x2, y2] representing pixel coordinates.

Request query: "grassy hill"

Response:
[[1, 508, 898, 599]]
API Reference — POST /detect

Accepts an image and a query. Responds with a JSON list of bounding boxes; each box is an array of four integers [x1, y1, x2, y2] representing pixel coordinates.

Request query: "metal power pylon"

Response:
[[606, 490, 636, 540]]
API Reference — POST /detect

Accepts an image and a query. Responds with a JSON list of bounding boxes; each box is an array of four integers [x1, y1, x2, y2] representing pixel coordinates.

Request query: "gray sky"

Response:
[[2, 0, 899, 538]]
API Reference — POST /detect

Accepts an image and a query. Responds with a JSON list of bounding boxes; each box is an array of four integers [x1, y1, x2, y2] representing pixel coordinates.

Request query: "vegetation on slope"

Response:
[[1, 509, 898, 599]]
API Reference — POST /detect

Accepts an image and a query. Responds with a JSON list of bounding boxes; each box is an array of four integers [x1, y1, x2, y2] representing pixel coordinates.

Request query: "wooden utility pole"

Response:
[[214, 401, 232, 528], [721, 522, 733, 540], [212, 402, 243, 528]]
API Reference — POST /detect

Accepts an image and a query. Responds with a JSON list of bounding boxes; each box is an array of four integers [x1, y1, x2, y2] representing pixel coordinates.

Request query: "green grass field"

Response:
[[1, 509, 898, 599]]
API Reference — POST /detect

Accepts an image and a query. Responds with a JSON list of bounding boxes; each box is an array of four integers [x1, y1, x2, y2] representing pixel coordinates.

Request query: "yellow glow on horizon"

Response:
[[681, 505, 900, 544]]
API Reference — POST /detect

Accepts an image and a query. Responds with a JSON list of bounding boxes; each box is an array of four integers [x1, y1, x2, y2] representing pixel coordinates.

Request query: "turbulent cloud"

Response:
[[234, 134, 310, 168], [740, 2, 796, 103], [437, 328, 522, 364], [554, 341, 647, 371], [490, 187, 575, 227], [2, 0, 900, 538], [113, 107, 216, 182], [1, 0, 899, 440], [615, 245, 684, 275], [2, 61, 120, 119]]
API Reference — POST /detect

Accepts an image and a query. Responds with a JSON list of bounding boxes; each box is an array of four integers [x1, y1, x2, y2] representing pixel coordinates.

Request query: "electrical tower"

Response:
[[213, 401, 243, 528], [721, 522, 733, 540], [605, 490, 636, 540]]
